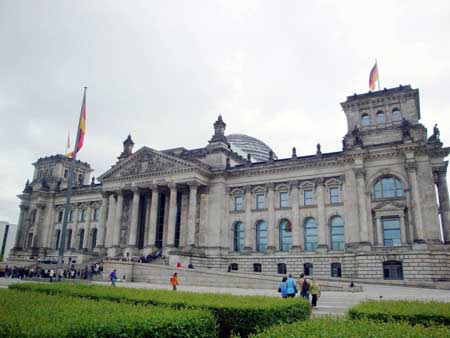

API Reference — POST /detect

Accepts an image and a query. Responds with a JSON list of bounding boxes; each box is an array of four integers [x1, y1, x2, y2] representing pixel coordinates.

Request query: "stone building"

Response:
[[11, 85, 450, 284]]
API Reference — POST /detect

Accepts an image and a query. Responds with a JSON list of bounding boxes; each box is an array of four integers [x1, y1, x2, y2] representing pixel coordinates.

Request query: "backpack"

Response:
[[301, 278, 309, 292]]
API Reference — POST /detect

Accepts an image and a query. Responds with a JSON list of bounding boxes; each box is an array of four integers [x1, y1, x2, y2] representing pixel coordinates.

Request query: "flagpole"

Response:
[[57, 87, 87, 269], [376, 59, 381, 90]]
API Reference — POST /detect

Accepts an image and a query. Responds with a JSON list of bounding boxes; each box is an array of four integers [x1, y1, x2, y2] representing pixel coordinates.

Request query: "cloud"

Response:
[[1, 0, 449, 223]]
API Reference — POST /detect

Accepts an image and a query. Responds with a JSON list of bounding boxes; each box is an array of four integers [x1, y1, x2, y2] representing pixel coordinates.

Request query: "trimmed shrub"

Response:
[[251, 317, 450, 338], [10, 282, 311, 337], [348, 300, 450, 326], [0, 289, 217, 338]]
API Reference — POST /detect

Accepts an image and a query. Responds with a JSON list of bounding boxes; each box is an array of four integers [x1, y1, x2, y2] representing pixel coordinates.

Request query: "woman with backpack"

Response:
[[298, 273, 311, 300], [309, 277, 321, 307]]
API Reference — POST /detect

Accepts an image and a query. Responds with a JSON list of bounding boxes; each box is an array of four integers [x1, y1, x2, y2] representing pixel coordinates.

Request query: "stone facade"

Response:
[[11, 85, 450, 285]]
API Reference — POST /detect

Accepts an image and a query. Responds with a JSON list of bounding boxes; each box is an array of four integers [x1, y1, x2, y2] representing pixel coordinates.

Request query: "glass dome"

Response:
[[227, 134, 278, 162]]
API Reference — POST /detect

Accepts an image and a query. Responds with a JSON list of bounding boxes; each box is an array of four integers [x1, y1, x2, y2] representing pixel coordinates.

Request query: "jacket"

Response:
[[286, 277, 297, 295]]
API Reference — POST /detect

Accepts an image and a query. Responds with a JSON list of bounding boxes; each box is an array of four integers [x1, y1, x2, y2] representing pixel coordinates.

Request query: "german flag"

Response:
[[66, 88, 87, 158], [369, 62, 379, 91]]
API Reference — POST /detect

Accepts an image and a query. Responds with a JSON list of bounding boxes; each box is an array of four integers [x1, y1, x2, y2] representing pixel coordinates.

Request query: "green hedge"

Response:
[[0, 289, 217, 338], [348, 300, 450, 326], [10, 282, 310, 337], [251, 317, 450, 338]]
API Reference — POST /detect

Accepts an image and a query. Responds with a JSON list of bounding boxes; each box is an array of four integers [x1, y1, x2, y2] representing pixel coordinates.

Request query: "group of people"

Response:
[[0, 261, 104, 282], [278, 273, 321, 307]]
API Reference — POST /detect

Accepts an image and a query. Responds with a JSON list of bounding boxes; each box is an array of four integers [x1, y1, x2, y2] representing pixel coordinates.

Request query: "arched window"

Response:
[[376, 110, 385, 124], [253, 263, 262, 272], [279, 219, 292, 252], [78, 229, 85, 250], [392, 108, 402, 122], [66, 229, 72, 249], [361, 114, 370, 126], [91, 228, 97, 250], [373, 176, 404, 199], [383, 261, 403, 280], [55, 229, 61, 249], [330, 216, 345, 250], [304, 218, 318, 251], [304, 263, 313, 276], [331, 263, 342, 277], [233, 222, 244, 252], [382, 217, 401, 247], [277, 263, 287, 274], [256, 221, 268, 252]]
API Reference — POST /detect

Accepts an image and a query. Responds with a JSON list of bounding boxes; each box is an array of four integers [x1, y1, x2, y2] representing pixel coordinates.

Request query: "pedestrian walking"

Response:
[[278, 276, 288, 298], [49, 269, 55, 283], [286, 274, 297, 298], [310, 277, 321, 307], [298, 273, 311, 301], [110, 269, 118, 287], [170, 272, 178, 291]]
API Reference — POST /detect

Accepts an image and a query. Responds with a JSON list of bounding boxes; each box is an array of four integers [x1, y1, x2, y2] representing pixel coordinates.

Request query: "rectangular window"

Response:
[[93, 208, 99, 221], [279, 191, 289, 208], [304, 190, 313, 206], [234, 196, 243, 211], [256, 194, 265, 209], [80, 209, 86, 222], [57, 211, 63, 223], [329, 187, 340, 204], [383, 217, 401, 247]]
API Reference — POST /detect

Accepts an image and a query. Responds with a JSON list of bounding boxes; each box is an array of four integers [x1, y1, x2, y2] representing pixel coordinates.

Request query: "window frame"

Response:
[[304, 218, 318, 251], [361, 113, 371, 126], [277, 263, 287, 274], [330, 216, 345, 250], [304, 189, 313, 206], [234, 195, 243, 211], [256, 194, 265, 209], [376, 110, 386, 124], [383, 260, 403, 280], [392, 108, 402, 122], [279, 219, 293, 252], [233, 222, 245, 252], [279, 191, 289, 208], [329, 186, 340, 204], [373, 176, 404, 199], [256, 221, 268, 252], [331, 263, 342, 277], [253, 263, 262, 272], [382, 217, 401, 247]]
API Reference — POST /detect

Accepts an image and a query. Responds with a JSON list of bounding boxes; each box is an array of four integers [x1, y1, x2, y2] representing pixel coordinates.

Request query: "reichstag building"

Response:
[[11, 85, 450, 285]]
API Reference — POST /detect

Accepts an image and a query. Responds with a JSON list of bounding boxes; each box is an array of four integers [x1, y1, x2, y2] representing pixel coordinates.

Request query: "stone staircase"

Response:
[[103, 261, 362, 292]]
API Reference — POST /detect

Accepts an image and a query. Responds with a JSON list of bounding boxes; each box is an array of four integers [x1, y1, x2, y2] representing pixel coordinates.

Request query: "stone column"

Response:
[[187, 182, 198, 247], [112, 191, 123, 247], [105, 193, 116, 248], [435, 166, 450, 243], [147, 185, 159, 249], [83, 205, 93, 250], [267, 183, 276, 251], [31, 204, 44, 249], [354, 168, 370, 247], [399, 213, 407, 244], [143, 195, 152, 247], [13, 205, 28, 250], [128, 188, 141, 249], [166, 183, 178, 247], [71, 206, 80, 250], [376, 216, 383, 245], [244, 185, 253, 251], [290, 181, 301, 250], [40, 204, 54, 250], [406, 162, 425, 243], [96, 193, 109, 250], [316, 178, 327, 251]]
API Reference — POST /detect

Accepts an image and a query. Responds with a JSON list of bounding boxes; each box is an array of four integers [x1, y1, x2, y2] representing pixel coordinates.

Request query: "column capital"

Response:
[[35, 202, 46, 209], [130, 186, 140, 194], [19, 204, 29, 211], [314, 177, 325, 186], [187, 181, 200, 188], [167, 182, 178, 190], [266, 182, 275, 190], [244, 185, 252, 193], [405, 162, 418, 172], [289, 180, 299, 189], [353, 168, 366, 179]]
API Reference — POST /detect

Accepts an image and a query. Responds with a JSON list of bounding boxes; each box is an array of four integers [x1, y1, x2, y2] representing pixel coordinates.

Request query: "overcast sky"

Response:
[[1, 0, 450, 223]]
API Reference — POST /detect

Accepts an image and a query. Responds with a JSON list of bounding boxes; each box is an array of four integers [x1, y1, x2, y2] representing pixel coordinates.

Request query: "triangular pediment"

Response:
[[98, 147, 199, 181]]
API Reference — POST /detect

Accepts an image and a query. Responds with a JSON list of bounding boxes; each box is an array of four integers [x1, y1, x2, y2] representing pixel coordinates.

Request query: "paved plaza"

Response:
[[2, 278, 449, 316]]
